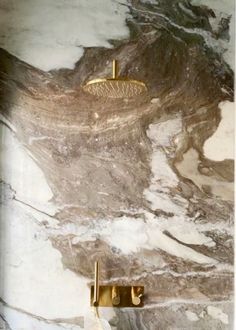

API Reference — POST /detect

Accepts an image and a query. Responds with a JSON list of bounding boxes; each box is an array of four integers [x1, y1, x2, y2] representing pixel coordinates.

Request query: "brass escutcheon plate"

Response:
[[90, 285, 144, 308]]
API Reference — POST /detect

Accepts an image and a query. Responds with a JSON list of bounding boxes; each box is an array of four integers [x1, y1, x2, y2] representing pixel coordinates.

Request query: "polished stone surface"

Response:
[[0, 0, 234, 329]]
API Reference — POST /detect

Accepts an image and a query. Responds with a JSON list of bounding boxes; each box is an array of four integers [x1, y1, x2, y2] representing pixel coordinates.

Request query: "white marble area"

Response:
[[0, 126, 88, 321], [206, 306, 229, 325], [0, 302, 83, 330], [0, 124, 117, 328], [0, 0, 129, 71], [0, 124, 57, 214], [203, 101, 234, 161]]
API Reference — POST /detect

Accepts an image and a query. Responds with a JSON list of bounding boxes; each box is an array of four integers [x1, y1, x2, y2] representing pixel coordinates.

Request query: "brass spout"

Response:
[[93, 261, 99, 306], [112, 59, 118, 79]]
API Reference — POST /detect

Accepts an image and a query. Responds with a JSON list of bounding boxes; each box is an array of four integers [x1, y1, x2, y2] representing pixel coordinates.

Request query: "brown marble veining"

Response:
[[0, 0, 234, 329]]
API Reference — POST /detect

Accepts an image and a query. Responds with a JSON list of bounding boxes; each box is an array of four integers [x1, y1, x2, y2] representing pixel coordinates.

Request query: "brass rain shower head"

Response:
[[82, 60, 147, 98]]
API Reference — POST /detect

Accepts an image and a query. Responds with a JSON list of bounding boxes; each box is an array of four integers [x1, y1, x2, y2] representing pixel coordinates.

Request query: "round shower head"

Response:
[[82, 60, 147, 99]]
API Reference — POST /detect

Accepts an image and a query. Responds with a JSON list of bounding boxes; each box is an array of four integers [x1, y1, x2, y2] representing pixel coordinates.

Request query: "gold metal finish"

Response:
[[83, 59, 147, 98], [93, 261, 99, 306], [91, 285, 144, 307], [112, 59, 118, 79], [90, 262, 144, 307], [131, 286, 143, 306], [111, 286, 120, 306]]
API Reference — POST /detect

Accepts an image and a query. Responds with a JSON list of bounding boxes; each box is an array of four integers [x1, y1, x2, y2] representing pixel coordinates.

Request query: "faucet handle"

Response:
[[111, 286, 120, 306], [131, 286, 143, 306]]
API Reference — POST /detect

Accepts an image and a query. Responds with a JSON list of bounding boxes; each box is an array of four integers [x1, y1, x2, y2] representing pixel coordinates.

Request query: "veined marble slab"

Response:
[[0, 0, 234, 329]]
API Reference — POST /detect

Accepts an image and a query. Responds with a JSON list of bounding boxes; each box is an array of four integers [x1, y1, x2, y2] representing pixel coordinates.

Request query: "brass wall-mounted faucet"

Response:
[[90, 261, 144, 308], [93, 261, 100, 306]]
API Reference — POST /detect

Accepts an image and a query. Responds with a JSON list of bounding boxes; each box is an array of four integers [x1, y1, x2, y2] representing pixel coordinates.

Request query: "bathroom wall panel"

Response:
[[0, 0, 234, 329]]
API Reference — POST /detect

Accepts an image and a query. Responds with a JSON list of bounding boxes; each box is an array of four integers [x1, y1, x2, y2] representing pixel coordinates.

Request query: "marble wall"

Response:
[[0, 0, 234, 329]]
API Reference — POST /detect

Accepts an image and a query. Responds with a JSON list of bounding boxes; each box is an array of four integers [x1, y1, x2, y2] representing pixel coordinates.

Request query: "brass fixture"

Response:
[[90, 261, 144, 307], [93, 261, 100, 306], [131, 286, 143, 306], [83, 60, 147, 98], [111, 286, 120, 306]]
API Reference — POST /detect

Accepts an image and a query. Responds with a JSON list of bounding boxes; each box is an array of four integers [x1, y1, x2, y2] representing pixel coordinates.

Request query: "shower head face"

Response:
[[83, 78, 147, 98]]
